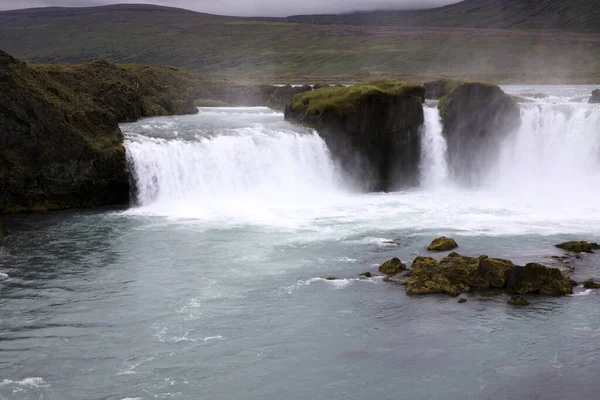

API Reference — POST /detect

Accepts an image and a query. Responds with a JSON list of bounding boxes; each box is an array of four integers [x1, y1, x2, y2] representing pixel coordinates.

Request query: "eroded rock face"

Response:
[[423, 79, 461, 100], [589, 89, 600, 104], [438, 82, 521, 185], [284, 81, 425, 191], [266, 84, 312, 110]]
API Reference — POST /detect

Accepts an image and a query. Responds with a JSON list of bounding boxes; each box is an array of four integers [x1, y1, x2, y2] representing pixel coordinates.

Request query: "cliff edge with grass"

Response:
[[284, 81, 425, 191]]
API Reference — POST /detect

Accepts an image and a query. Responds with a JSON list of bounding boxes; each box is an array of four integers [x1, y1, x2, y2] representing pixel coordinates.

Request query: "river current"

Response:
[[1, 86, 599, 399]]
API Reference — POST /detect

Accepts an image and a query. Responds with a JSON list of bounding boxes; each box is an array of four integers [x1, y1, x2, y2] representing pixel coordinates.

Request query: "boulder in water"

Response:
[[505, 263, 573, 296], [508, 296, 530, 306], [359, 272, 373, 278], [284, 81, 425, 191], [437, 81, 521, 185], [556, 241, 598, 253], [583, 280, 600, 289], [406, 253, 515, 296], [379, 257, 407, 276], [589, 89, 600, 104], [427, 236, 458, 251], [458, 298, 468, 303]]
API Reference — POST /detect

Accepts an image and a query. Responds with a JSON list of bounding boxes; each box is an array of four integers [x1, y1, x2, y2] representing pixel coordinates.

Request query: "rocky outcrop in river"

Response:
[[284, 81, 426, 191], [589, 89, 600, 104], [380, 252, 573, 297], [437, 82, 521, 185]]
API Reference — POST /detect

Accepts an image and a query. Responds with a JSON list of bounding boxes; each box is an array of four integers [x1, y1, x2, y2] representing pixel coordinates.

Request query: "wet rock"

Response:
[[379, 257, 407, 276], [589, 89, 600, 104], [359, 272, 372, 278], [427, 236, 458, 252], [508, 296, 530, 306], [325, 276, 338, 281], [505, 263, 573, 296], [458, 298, 467, 303], [556, 241, 597, 253], [285, 81, 425, 191], [583, 280, 600, 289], [384, 269, 413, 285], [266, 84, 312, 110], [406, 253, 514, 296], [423, 79, 461, 100], [437, 82, 520, 185]]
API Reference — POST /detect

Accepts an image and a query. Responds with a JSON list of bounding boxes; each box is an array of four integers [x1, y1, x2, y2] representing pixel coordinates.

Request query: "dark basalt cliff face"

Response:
[[0, 51, 129, 212], [437, 82, 521, 185], [284, 81, 425, 191], [590, 89, 600, 104], [0, 51, 208, 213]]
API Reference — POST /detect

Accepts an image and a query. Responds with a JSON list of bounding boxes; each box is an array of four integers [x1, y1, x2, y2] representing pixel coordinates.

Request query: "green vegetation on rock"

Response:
[[458, 298, 468, 303], [379, 258, 407, 276], [290, 81, 424, 121], [556, 241, 598, 253], [583, 280, 600, 289], [427, 236, 459, 252]]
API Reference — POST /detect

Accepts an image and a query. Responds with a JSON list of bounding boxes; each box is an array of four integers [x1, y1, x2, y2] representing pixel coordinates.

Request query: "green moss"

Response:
[[427, 236, 459, 252], [583, 280, 600, 289], [458, 298, 468, 303], [379, 257, 407, 276], [556, 241, 596, 253], [290, 80, 424, 119]]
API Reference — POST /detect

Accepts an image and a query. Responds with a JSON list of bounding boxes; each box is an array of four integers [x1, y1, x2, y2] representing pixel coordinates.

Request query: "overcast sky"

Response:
[[0, 0, 461, 16]]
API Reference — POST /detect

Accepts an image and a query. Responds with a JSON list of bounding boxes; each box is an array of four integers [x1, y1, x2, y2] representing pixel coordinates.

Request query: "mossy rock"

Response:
[[359, 272, 372, 278], [289, 80, 424, 121], [458, 298, 468, 303], [508, 296, 530, 306], [583, 280, 600, 289], [406, 253, 514, 296], [379, 258, 407, 276], [556, 241, 598, 253], [505, 263, 573, 296], [427, 237, 459, 252]]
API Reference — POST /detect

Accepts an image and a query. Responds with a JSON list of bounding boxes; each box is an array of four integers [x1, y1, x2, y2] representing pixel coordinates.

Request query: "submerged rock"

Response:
[[427, 237, 459, 252], [589, 89, 600, 104], [379, 257, 407, 276], [359, 272, 373, 278], [325, 276, 338, 281], [384, 269, 413, 285], [508, 296, 530, 306], [505, 263, 573, 296], [285, 81, 425, 191], [583, 280, 600, 289], [556, 241, 598, 253], [437, 82, 520, 185]]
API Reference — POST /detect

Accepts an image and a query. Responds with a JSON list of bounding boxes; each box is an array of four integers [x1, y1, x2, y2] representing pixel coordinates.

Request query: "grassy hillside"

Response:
[[0, 2, 599, 83], [289, 0, 600, 33]]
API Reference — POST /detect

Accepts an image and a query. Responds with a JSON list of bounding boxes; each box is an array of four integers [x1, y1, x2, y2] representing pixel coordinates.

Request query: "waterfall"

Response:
[[419, 105, 449, 188]]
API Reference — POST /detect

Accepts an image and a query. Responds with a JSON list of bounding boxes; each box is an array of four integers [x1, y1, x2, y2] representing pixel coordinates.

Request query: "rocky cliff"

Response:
[[0, 51, 213, 213], [284, 81, 425, 191], [437, 82, 521, 185]]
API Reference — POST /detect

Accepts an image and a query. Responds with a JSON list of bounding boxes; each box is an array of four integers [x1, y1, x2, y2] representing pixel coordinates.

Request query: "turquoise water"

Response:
[[1, 88, 600, 399]]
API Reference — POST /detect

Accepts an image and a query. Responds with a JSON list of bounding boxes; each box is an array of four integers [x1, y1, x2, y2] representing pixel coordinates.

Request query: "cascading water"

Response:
[[490, 102, 600, 200], [124, 108, 349, 220], [419, 104, 449, 188]]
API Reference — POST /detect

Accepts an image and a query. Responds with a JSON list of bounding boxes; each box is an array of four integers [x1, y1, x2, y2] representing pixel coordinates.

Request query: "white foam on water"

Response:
[[0, 377, 49, 388], [123, 104, 600, 237]]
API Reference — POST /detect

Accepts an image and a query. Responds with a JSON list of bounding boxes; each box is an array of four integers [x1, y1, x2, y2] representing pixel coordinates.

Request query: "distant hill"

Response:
[[288, 0, 600, 33], [0, 2, 599, 83]]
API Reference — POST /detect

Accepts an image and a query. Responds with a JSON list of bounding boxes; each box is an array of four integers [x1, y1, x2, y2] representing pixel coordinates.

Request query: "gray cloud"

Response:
[[0, 0, 460, 16]]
